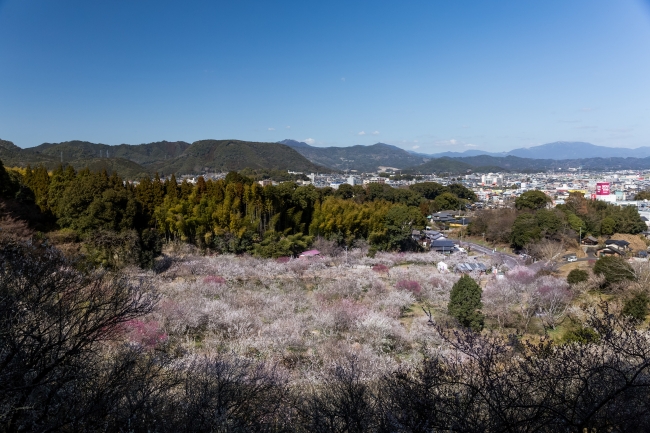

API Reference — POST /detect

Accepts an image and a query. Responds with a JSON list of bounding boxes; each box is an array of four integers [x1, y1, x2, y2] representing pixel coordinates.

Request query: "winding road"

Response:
[[459, 241, 522, 270]]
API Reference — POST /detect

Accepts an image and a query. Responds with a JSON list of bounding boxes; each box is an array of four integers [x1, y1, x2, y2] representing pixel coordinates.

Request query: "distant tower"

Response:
[[60, 151, 63, 163]]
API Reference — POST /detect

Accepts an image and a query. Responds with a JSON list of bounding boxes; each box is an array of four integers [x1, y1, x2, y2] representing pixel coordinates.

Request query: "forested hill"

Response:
[[31, 140, 191, 165], [279, 139, 429, 172], [154, 140, 324, 174], [0, 139, 325, 178]]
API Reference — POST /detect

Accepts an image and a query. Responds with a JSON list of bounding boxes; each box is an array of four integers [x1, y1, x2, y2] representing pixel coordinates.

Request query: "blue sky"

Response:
[[1, 0, 650, 153]]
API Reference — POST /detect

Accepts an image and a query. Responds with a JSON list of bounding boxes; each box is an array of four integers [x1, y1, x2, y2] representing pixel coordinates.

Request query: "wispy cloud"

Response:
[[286, 126, 291, 129], [268, 127, 275, 131], [304, 138, 315, 145], [371, 131, 380, 135], [358, 131, 366, 136], [412, 145, 420, 150], [465, 143, 478, 148], [341, 77, 346, 82], [558, 119, 581, 123], [579, 107, 596, 112]]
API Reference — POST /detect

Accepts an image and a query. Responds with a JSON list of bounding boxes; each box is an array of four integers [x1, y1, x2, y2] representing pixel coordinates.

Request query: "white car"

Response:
[[567, 256, 578, 262]]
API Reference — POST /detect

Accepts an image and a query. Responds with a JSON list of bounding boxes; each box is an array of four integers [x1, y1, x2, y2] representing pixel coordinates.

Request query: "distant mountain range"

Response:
[[4, 137, 650, 178], [279, 139, 428, 172], [422, 141, 650, 160], [281, 139, 650, 173], [0, 139, 325, 178]]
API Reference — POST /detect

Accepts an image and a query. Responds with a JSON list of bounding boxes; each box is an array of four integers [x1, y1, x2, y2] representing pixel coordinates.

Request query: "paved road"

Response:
[[460, 241, 522, 269]]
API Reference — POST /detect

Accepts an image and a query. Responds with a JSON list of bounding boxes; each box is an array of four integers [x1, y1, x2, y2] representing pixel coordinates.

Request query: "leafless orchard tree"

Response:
[[0, 237, 159, 432]]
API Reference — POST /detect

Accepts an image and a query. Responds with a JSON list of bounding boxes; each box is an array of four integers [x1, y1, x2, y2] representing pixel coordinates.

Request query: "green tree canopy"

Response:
[[510, 213, 541, 249], [448, 275, 484, 332], [600, 217, 616, 236], [515, 190, 551, 211], [432, 192, 463, 212]]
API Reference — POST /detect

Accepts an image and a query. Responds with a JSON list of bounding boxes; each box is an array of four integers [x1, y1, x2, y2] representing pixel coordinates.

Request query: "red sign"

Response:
[[596, 182, 610, 195]]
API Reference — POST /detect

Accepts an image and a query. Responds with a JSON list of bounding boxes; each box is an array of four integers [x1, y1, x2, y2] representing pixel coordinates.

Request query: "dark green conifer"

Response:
[[448, 274, 484, 332]]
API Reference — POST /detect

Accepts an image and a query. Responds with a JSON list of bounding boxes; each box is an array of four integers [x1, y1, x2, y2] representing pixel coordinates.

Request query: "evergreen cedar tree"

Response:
[[448, 274, 484, 332]]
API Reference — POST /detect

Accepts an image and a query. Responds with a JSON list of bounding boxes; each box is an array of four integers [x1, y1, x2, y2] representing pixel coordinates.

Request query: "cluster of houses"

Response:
[[411, 229, 458, 253], [565, 237, 650, 260], [408, 210, 475, 254]]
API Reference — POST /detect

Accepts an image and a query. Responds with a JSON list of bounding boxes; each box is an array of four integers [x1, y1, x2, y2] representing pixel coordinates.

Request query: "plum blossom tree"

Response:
[[533, 276, 573, 329]]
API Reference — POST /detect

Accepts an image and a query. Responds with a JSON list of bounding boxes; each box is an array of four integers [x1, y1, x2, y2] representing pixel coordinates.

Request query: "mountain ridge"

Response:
[[421, 141, 650, 160], [0, 138, 325, 178]]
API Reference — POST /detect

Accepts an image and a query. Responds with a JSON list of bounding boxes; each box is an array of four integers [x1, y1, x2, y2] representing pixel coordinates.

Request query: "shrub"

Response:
[[622, 292, 650, 321], [506, 265, 537, 285], [372, 264, 390, 274], [562, 325, 600, 344], [203, 275, 226, 284], [123, 319, 168, 348], [395, 280, 422, 297], [448, 275, 484, 331], [593, 256, 635, 287], [567, 269, 589, 285]]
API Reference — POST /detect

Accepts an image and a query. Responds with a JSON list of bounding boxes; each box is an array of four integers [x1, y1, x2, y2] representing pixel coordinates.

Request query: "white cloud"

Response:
[[341, 77, 346, 81], [286, 126, 291, 129], [268, 127, 275, 131], [358, 131, 366, 136], [371, 131, 380, 135], [304, 138, 315, 145], [449, 139, 457, 145], [412, 145, 420, 149], [464, 143, 478, 148]]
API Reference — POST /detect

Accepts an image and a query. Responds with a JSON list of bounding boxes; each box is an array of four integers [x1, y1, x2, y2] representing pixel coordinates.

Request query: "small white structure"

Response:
[[437, 262, 449, 273]]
